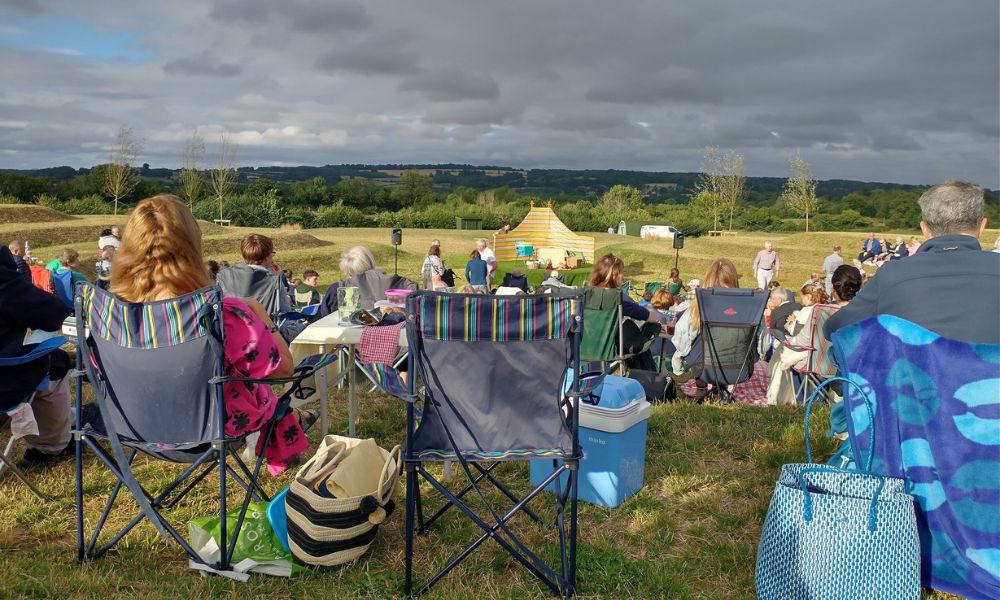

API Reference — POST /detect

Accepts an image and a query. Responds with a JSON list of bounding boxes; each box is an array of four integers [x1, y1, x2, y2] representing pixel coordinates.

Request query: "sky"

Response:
[[0, 0, 998, 187]]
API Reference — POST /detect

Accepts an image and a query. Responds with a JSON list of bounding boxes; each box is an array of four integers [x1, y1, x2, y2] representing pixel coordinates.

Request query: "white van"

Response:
[[639, 225, 679, 240]]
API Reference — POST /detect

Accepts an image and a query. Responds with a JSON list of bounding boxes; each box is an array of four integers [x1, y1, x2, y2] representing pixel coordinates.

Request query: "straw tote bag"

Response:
[[286, 435, 402, 568]]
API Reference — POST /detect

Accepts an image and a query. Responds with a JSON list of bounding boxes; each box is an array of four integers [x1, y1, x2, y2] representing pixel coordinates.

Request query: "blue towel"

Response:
[[832, 315, 1000, 600]]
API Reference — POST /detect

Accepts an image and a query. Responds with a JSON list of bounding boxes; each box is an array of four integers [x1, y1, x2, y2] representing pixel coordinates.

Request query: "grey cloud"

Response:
[[399, 69, 499, 102], [424, 99, 524, 126], [211, 0, 372, 34], [164, 52, 242, 77], [0, 0, 44, 15], [315, 32, 420, 75]]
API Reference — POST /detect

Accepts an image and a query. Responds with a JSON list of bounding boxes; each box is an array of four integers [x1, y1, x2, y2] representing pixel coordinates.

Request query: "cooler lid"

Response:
[[580, 399, 651, 433], [590, 375, 645, 409]]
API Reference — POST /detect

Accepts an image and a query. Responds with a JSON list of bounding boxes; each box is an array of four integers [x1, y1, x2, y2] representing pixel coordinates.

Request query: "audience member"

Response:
[[316, 246, 417, 318], [822, 245, 845, 296], [802, 272, 821, 288], [0, 246, 73, 469], [51, 249, 89, 288], [752, 240, 780, 289], [992, 234, 1000, 254], [295, 269, 321, 306], [206, 260, 221, 280], [907, 236, 922, 256], [7, 240, 30, 282], [95, 246, 115, 291], [217, 233, 294, 316], [589, 254, 662, 370], [666, 268, 687, 296], [111, 194, 314, 471], [671, 258, 739, 375], [826, 180, 999, 344], [423, 244, 448, 290], [830, 264, 863, 306], [97, 228, 120, 250], [856, 232, 881, 265], [475, 238, 497, 285], [465, 250, 488, 292]]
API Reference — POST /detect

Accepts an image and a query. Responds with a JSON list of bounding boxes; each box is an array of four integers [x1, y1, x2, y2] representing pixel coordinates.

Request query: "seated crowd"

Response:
[[2, 180, 998, 475]]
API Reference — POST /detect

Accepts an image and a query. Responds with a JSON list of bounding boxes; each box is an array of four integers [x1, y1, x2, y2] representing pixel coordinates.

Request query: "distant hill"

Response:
[[1, 163, 948, 203]]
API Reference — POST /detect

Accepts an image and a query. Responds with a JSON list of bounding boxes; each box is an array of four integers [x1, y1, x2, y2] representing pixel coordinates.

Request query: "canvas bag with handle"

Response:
[[286, 435, 401, 568]]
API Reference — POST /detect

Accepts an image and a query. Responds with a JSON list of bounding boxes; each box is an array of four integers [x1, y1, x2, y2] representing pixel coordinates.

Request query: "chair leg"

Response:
[[405, 463, 417, 596], [224, 420, 277, 567], [0, 446, 51, 502], [0, 435, 15, 477]]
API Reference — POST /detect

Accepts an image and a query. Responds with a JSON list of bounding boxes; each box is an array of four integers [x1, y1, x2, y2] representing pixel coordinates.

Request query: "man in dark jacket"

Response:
[[7, 240, 31, 282], [0, 245, 73, 467], [826, 180, 999, 344]]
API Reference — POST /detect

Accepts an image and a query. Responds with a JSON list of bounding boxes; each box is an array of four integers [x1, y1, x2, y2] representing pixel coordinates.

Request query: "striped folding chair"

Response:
[[401, 290, 585, 597], [72, 283, 333, 571]]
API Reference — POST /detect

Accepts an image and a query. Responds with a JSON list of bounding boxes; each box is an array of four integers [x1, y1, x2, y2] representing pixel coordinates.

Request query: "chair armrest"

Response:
[[769, 327, 814, 353], [211, 351, 338, 386]]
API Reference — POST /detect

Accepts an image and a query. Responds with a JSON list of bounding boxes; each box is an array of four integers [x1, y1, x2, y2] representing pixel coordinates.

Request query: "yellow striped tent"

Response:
[[494, 201, 595, 263]]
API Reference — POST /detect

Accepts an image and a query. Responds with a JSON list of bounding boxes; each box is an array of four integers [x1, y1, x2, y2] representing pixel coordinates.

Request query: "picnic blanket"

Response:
[[679, 360, 769, 405], [359, 321, 406, 366], [832, 315, 1000, 600]]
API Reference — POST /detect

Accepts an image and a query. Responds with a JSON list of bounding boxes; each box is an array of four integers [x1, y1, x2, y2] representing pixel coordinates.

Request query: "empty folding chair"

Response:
[[693, 287, 767, 402], [72, 283, 333, 571], [399, 290, 585, 596]]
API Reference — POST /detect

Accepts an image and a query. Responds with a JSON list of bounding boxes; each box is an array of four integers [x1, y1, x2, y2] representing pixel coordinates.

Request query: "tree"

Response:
[[176, 132, 205, 208], [390, 170, 436, 209], [209, 133, 238, 221], [780, 153, 819, 232], [691, 189, 724, 231], [598, 184, 643, 214], [693, 146, 746, 231], [290, 177, 332, 206], [102, 126, 141, 215]]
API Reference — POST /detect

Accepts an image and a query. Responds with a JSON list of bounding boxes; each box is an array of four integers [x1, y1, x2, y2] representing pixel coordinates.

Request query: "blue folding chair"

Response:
[[395, 290, 586, 597], [72, 283, 334, 571], [0, 335, 66, 502]]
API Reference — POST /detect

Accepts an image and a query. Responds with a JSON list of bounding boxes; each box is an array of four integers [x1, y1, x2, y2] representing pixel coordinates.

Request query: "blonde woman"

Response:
[[670, 258, 740, 375], [111, 194, 314, 472]]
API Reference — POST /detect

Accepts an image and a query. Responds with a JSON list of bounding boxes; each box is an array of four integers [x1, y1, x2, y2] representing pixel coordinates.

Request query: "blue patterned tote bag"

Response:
[[755, 377, 920, 599]]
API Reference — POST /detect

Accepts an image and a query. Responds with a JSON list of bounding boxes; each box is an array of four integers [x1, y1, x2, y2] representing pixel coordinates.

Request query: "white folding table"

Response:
[[290, 314, 408, 436]]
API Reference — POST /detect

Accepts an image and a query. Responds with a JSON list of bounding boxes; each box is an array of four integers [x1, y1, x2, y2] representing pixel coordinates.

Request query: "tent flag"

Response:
[[494, 200, 596, 263]]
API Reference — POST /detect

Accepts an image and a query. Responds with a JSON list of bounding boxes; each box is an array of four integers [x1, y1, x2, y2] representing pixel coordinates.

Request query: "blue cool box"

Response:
[[531, 376, 651, 508]]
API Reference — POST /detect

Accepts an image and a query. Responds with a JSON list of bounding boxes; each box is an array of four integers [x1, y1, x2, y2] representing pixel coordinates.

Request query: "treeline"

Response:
[[1, 167, 996, 234]]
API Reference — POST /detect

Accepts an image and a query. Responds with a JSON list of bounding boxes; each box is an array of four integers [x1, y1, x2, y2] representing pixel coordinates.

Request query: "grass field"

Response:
[[2, 205, 985, 599]]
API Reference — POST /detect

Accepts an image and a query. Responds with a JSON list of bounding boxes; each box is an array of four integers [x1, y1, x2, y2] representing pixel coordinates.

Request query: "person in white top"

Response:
[[475, 238, 496, 285], [97, 227, 121, 250]]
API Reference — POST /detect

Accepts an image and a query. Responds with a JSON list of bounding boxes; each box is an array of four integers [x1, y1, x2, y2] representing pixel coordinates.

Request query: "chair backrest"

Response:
[[76, 283, 225, 447], [405, 291, 583, 460], [695, 287, 767, 385], [29, 264, 52, 293], [581, 285, 621, 362], [216, 264, 283, 317], [832, 315, 1000, 598], [803, 304, 840, 377], [51, 269, 74, 308], [347, 270, 418, 311]]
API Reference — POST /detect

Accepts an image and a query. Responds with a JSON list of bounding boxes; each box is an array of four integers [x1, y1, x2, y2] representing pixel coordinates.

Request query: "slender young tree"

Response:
[[177, 132, 205, 208], [102, 126, 141, 215], [780, 152, 819, 232], [209, 133, 238, 221]]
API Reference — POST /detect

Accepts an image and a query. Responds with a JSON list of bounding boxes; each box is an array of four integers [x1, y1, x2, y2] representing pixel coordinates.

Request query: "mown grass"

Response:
[[0, 210, 980, 598]]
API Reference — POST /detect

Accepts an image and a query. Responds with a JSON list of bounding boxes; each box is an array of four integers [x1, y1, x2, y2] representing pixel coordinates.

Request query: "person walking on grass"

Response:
[[822, 245, 845, 297], [752, 240, 780, 290]]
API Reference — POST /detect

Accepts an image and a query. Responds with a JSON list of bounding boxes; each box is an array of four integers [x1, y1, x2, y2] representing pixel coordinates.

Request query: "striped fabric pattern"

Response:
[[494, 205, 595, 262], [414, 293, 578, 341], [361, 363, 409, 399], [81, 284, 219, 349]]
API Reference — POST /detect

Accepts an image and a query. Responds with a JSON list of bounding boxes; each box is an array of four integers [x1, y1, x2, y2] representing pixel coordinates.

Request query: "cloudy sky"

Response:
[[0, 0, 997, 186]]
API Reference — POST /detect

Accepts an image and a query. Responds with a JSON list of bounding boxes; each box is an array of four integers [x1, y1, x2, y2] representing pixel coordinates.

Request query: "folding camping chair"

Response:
[[72, 283, 333, 571], [691, 287, 767, 403], [830, 315, 1000, 599], [769, 304, 840, 404], [0, 335, 66, 502], [581, 285, 655, 376], [394, 291, 586, 596]]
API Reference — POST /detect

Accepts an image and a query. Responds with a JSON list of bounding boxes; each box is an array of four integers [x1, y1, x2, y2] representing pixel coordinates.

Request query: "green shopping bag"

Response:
[[189, 502, 305, 579]]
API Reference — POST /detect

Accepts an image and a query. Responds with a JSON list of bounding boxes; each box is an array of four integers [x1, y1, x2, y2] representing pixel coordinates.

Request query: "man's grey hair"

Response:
[[769, 287, 789, 304], [8, 239, 22, 252], [918, 180, 985, 236], [475, 238, 487, 248], [339, 246, 376, 278]]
